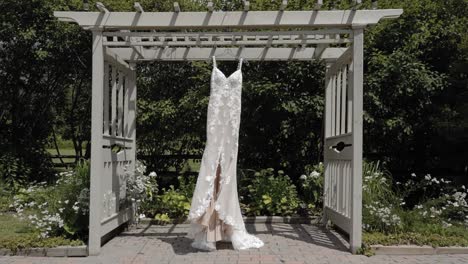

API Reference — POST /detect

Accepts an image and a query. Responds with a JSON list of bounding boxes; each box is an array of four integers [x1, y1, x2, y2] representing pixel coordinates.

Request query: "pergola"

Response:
[[54, 1, 402, 256]]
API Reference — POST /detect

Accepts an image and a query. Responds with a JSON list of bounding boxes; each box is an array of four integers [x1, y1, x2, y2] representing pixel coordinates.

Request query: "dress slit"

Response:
[[197, 160, 228, 242]]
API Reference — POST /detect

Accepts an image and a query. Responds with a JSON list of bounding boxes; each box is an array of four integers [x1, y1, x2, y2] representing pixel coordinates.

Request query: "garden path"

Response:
[[1, 223, 468, 264]]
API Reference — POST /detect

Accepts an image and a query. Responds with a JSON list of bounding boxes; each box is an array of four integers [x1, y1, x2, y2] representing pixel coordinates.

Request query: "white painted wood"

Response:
[[117, 72, 124, 136], [280, 0, 288, 11], [89, 30, 104, 256], [103, 63, 110, 135], [111, 66, 117, 136], [106, 47, 348, 61], [324, 134, 352, 160], [336, 69, 342, 135], [315, 0, 323, 10], [173, 2, 180, 13], [350, 26, 364, 254], [328, 47, 352, 74], [324, 64, 332, 138], [134, 2, 144, 13], [123, 76, 129, 137], [322, 64, 332, 225], [127, 62, 137, 186], [103, 37, 351, 47], [95, 2, 109, 13], [104, 48, 133, 74], [53, 9, 403, 29], [347, 60, 353, 133], [207, 1, 214, 12], [100, 207, 134, 237], [340, 65, 347, 134], [244, 1, 250, 11], [103, 29, 351, 38], [331, 74, 336, 136]]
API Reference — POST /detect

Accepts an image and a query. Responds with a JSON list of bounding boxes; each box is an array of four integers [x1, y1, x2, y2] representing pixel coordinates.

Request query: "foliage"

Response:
[[298, 162, 324, 213], [395, 173, 468, 228], [0, 233, 83, 253], [9, 160, 90, 239], [364, 0, 468, 173], [363, 230, 468, 248], [177, 175, 197, 199], [124, 160, 158, 206], [0, 179, 14, 212], [239, 168, 300, 216], [361, 160, 468, 244], [0, 0, 92, 183], [151, 186, 191, 220], [362, 161, 403, 233]]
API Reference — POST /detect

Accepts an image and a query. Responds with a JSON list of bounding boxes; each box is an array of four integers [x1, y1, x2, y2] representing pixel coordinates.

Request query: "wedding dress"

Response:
[[186, 56, 264, 251]]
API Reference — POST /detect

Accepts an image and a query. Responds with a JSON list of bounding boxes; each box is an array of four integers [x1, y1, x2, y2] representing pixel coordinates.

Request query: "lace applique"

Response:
[[188, 57, 264, 250]]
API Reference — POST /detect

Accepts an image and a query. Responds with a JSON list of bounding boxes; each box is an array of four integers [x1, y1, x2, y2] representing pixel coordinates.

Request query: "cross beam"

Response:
[[102, 29, 352, 47], [105, 47, 348, 62], [54, 9, 403, 30]]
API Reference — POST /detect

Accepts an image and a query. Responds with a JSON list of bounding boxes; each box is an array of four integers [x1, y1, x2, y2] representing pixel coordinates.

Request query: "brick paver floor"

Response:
[[1, 223, 468, 264]]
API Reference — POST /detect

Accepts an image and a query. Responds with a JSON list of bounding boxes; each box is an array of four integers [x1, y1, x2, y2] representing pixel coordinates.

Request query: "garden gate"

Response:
[[54, 1, 402, 255]]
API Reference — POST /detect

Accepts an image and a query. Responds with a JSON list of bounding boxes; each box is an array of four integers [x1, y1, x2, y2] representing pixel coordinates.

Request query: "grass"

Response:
[[0, 212, 36, 238], [0, 212, 84, 252], [363, 230, 468, 247]]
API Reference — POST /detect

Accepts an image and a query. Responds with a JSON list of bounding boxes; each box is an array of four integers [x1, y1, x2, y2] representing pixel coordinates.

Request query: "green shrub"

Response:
[[394, 172, 468, 230], [0, 154, 30, 190], [0, 180, 13, 212], [298, 162, 324, 213], [151, 186, 191, 220], [176, 175, 196, 199], [0, 233, 83, 253], [363, 231, 468, 247], [10, 160, 90, 240], [240, 168, 300, 216], [362, 160, 402, 233]]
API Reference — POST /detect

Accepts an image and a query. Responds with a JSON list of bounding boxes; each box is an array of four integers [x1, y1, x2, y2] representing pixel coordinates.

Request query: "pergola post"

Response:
[[350, 25, 364, 253], [89, 29, 105, 256], [127, 62, 137, 224]]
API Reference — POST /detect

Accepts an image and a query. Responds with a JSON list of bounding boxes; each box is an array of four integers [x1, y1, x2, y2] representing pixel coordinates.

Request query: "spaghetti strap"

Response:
[[212, 56, 217, 68], [238, 58, 243, 70]]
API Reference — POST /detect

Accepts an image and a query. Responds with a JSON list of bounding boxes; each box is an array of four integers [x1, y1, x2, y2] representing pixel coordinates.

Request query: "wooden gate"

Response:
[[323, 27, 364, 253], [88, 31, 137, 255]]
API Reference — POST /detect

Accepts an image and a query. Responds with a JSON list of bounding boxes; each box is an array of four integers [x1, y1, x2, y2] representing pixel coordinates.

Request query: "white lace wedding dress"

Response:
[[186, 56, 264, 251]]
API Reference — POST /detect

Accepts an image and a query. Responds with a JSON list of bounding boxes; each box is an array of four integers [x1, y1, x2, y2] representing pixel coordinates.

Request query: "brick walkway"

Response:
[[1, 223, 468, 264]]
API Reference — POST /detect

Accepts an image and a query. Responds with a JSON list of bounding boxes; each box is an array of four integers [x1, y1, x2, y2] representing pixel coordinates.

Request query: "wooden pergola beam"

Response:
[[106, 47, 348, 62], [54, 9, 403, 30]]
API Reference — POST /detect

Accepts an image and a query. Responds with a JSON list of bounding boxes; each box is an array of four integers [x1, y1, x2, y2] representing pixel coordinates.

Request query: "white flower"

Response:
[[411, 173, 416, 177], [425, 174, 431, 181], [299, 174, 307, 180], [442, 221, 452, 228], [139, 214, 146, 219], [310, 171, 320, 178], [72, 205, 79, 212], [415, 205, 423, 209], [149, 172, 157, 177], [64, 200, 69, 204]]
